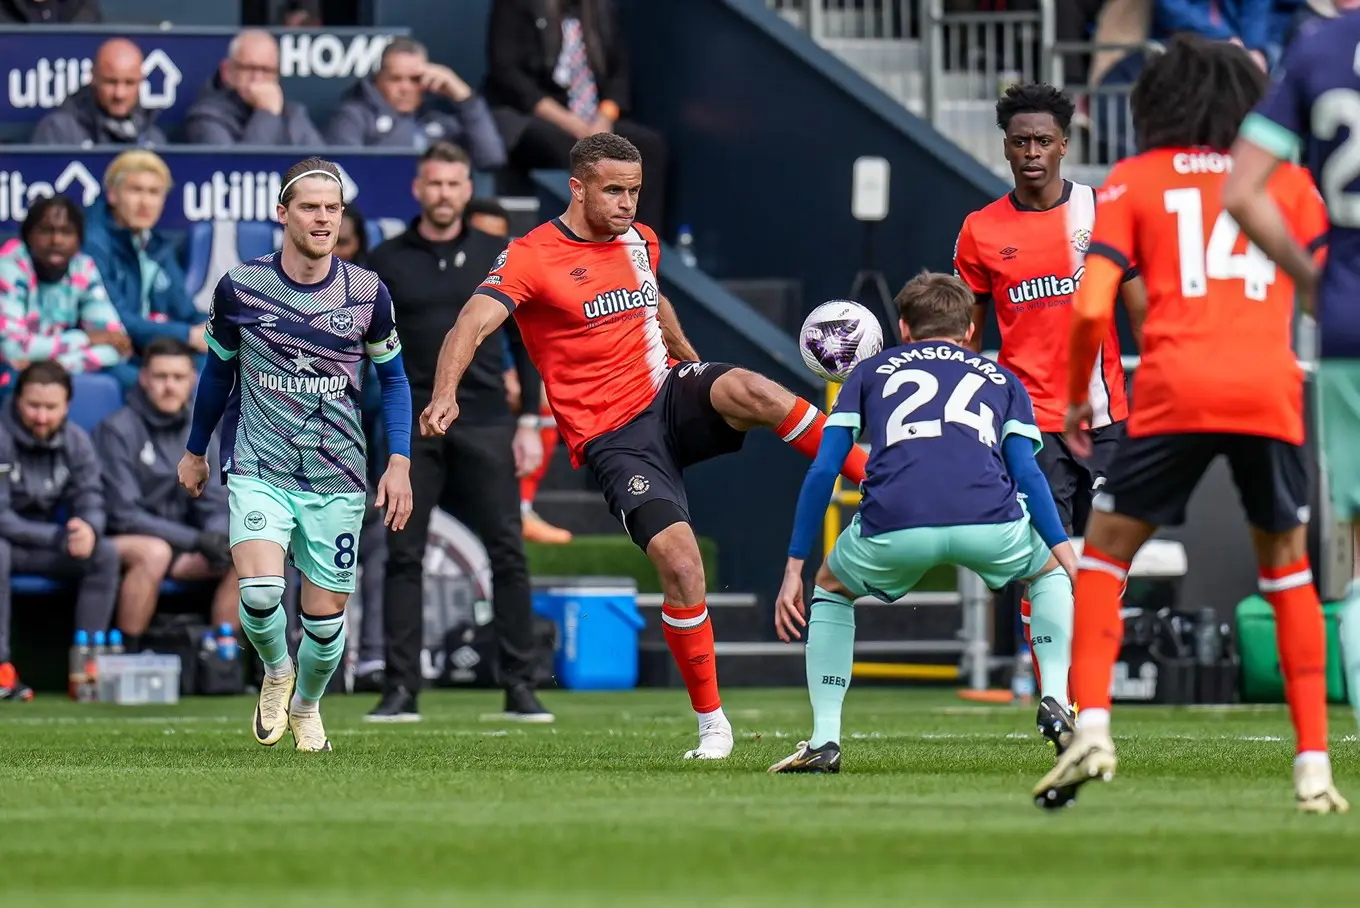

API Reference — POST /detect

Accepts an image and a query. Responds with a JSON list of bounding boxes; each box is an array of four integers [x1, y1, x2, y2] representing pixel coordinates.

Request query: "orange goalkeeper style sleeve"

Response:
[[1067, 255, 1124, 406]]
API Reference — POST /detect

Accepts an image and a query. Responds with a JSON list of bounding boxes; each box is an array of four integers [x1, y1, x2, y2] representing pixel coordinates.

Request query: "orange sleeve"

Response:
[[1087, 161, 1138, 273], [952, 214, 992, 297], [1068, 256, 1125, 405], [476, 238, 539, 312]]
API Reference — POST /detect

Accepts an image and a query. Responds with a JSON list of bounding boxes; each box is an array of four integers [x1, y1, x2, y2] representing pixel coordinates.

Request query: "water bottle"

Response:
[[1012, 644, 1035, 705], [201, 629, 218, 657], [676, 225, 698, 268], [216, 623, 238, 662], [108, 630, 125, 655], [68, 630, 89, 701], [1194, 607, 1221, 666]]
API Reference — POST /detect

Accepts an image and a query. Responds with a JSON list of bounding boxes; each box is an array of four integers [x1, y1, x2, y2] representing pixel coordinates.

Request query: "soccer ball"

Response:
[[799, 300, 884, 382]]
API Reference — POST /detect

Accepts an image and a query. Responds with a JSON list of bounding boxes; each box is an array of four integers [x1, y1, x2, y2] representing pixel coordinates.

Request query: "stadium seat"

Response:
[[365, 220, 386, 251], [68, 372, 124, 432], [12, 575, 64, 596], [236, 222, 282, 262], [182, 223, 214, 298]]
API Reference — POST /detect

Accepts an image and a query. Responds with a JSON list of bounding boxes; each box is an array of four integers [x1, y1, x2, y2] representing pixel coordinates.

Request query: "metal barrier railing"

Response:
[[766, 0, 920, 39], [1047, 39, 1151, 176], [921, 0, 1051, 173]]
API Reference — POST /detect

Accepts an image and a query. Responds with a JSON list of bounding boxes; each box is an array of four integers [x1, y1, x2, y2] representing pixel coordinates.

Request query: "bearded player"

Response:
[[420, 134, 869, 760], [179, 157, 414, 752], [1035, 36, 1346, 812], [1223, 1, 1360, 734]]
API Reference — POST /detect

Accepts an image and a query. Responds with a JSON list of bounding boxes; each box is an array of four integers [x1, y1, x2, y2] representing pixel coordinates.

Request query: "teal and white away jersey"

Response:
[[205, 254, 402, 495]]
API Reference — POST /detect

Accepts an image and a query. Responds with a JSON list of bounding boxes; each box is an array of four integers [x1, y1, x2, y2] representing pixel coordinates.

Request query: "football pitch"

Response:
[[2, 688, 1357, 907]]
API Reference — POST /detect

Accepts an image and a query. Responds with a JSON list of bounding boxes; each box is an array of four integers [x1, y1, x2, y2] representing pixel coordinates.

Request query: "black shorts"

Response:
[[1097, 432, 1309, 533], [1037, 421, 1125, 535], [584, 362, 746, 530]]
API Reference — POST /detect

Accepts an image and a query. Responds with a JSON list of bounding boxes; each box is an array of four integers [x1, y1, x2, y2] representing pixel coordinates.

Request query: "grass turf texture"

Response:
[[2, 688, 1357, 907]]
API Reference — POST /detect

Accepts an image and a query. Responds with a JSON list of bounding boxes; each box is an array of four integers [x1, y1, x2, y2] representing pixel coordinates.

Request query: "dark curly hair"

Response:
[[995, 82, 1076, 134], [1131, 34, 1267, 152]]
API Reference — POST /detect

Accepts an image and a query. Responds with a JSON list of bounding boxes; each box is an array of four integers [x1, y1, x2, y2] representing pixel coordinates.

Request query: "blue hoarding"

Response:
[[0, 26, 405, 135], [0, 147, 421, 231]]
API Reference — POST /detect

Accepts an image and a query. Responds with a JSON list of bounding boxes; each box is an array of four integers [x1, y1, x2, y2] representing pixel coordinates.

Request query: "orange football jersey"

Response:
[[955, 181, 1130, 433], [476, 218, 673, 466], [1076, 149, 1327, 444]]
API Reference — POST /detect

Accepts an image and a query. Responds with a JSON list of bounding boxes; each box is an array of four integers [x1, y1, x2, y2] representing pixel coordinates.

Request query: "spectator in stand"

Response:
[[325, 37, 507, 171], [336, 206, 371, 267], [0, 195, 134, 390], [0, 0, 101, 23], [1153, 0, 1271, 69], [31, 38, 165, 147], [185, 29, 323, 147], [94, 338, 236, 649], [0, 361, 119, 702], [83, 151, 206, 369], [485, 0, 669, 227]]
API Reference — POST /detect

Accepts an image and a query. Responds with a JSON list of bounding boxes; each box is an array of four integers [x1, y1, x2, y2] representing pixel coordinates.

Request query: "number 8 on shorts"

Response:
[[228, 475, 368, 593]]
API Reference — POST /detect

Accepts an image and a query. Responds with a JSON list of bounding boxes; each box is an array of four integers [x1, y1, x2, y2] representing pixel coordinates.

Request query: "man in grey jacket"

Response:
[[94, 337, 236, 647], [185, 29, 323, 147], [0, 361, 119, 701], [324, 37, 507, 170], [31, 37, 166, 147]]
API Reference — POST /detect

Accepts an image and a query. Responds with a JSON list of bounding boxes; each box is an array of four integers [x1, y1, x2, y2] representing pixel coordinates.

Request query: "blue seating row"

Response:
[[182, 219, 388, 297]]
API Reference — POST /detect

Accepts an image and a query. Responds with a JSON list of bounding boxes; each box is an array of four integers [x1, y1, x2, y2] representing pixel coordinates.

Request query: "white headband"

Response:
[[279, 169, 342, 203]]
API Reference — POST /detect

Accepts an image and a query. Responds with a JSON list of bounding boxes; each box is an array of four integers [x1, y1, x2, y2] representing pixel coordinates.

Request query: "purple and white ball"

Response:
[[799, 300, 884, 383]]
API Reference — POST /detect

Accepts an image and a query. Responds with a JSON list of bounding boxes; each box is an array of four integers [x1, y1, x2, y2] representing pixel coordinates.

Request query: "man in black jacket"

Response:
[[365, 141, 549, 723], [94, 337, 236, 648], [0, 361, 119, 702]]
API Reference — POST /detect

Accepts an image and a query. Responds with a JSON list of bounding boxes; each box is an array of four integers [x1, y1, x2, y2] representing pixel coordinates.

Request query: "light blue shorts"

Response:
[[227, 475, 366, 593], [1317, 359, 1360, 522], [826, 512, 1053, 602]]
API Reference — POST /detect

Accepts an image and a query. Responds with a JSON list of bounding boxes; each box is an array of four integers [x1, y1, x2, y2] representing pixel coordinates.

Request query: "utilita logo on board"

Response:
[[8, 49, 182, 110]]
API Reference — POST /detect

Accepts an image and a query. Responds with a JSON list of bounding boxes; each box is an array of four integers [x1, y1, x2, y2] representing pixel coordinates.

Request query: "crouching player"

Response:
[[770, 272, 1078, 774]]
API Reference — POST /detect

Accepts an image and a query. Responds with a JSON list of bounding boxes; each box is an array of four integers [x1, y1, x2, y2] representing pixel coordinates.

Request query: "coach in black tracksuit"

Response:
[[364, 143, 548, 722]]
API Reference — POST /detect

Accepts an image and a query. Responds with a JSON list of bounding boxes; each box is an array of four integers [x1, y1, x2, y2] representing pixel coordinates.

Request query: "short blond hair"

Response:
[[103, 150, 172, 192]]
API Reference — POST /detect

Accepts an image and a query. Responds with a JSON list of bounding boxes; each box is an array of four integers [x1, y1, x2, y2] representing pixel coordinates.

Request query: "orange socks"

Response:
[[519, 405, 560, 508], [1021, 596, 1042, 692], [661, 602, 721, 714], [1261, 557, 1329, 754], [775, 397, 867, 484], [1068, 546, 1129, 716]]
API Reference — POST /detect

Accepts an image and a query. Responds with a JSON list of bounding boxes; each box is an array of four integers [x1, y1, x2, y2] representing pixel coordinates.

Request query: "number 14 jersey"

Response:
[[1085, 149, 1326, 445], [827, 341, 1041, 535]]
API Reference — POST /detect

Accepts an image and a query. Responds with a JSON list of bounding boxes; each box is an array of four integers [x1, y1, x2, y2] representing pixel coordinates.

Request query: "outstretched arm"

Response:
[[658, 294, 699, 362], [422, 293, 512, 435]]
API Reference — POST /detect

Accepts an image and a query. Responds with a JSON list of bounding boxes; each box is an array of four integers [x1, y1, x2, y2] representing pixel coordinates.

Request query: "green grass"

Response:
[[2, 688, 1358, 907]]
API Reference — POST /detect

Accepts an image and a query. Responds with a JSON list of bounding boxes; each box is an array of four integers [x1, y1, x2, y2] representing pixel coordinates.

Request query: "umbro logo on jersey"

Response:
[[1000, 246, 1018, 259], [570, 267, 588, 282], [582, 283, 658, 320]]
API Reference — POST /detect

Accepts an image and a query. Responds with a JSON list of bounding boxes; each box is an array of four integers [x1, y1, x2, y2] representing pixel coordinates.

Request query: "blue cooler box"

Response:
[[532, 577, 645, 690]]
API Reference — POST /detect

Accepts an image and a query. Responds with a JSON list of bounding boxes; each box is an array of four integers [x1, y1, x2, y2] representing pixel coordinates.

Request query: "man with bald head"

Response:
[[32, 37, 165, 147], [185, 29, 322, 146]]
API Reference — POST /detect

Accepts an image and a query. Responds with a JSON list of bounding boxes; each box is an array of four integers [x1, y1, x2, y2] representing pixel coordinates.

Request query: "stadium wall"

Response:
[[621, 0, 1010, 314]]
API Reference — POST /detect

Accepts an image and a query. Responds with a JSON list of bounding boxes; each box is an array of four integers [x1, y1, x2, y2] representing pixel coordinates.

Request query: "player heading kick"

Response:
[[419, 133, 869, 760], [179, 156, 414, 753], [770, 271, 1077, 776]]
